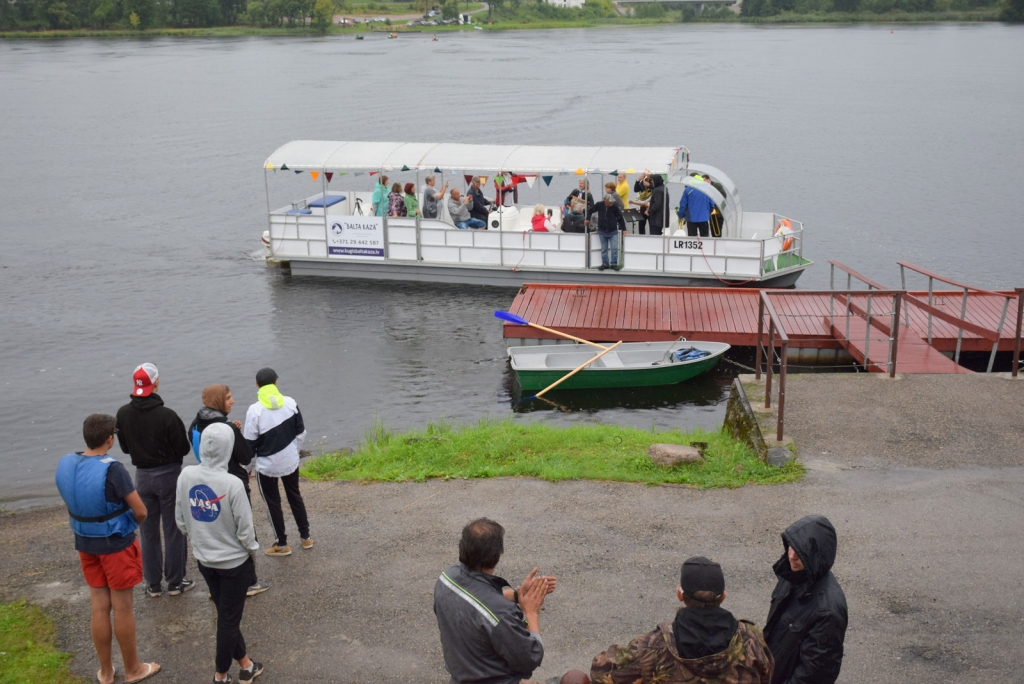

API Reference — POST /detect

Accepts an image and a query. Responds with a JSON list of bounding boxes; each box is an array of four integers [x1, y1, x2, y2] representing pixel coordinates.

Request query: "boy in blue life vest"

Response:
[[55, 414, 161, 684]]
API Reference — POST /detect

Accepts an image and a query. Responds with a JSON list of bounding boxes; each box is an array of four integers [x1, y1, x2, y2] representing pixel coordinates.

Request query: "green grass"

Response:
[[302, 418, 803, 487], [0, 601, 84, 684]]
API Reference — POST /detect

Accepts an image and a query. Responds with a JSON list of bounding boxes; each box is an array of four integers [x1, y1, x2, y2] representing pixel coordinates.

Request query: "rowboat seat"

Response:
[[600, 352, 625, 368], [512, 354, 549, 370]]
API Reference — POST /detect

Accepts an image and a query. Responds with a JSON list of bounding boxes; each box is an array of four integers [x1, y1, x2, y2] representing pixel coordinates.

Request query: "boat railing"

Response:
[[266, 203, 809, 280]]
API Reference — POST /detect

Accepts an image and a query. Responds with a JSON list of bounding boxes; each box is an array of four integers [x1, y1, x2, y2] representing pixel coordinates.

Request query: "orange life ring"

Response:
[[774, 219, 794, 252]]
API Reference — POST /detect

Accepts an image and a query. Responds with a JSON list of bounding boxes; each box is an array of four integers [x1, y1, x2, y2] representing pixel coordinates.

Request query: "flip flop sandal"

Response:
[[126, 662, 161, 683], [97, 670, 115, 684]]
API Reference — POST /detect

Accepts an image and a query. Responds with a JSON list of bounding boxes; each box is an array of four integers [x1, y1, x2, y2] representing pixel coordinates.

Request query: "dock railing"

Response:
[[755, 290, 790, 442], [1013, 288, 1024, 378], [828, 261, 904, 378], [898, 261, 1014, 373]]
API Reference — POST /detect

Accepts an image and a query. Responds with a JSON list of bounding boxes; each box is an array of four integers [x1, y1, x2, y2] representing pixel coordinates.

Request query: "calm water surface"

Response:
[[1, 24, 1022, 506]]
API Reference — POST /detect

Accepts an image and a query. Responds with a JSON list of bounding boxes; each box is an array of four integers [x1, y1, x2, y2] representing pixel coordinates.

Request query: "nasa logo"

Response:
[[189, 484, 226, 523]]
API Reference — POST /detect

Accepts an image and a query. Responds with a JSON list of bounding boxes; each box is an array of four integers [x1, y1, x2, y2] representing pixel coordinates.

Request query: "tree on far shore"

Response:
[[1001, 0, 1024, 20]]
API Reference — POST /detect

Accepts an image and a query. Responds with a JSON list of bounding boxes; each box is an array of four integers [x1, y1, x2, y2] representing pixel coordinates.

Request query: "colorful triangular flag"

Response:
[[479, 175, 488, 186], [464, 174, 474, 185], [434, 167, 442, 173], [265, 161, 274, 170], [280, 164, 289, 171], [401, 165, 410, 171], [524, 176, 536, 188], [626, 167, 636, 174], [610, 169, 618, 176], [369, 171, 378, 176], [575, 168, 585, 175], [542, 175, 553, 186], [294, 169, 303, 174], [310, 171, 320, 182], [324, 172, 333, 183]]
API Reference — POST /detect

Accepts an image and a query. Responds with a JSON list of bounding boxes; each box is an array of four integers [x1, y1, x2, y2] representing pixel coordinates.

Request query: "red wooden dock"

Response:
[[504, 283, 1018, 374]]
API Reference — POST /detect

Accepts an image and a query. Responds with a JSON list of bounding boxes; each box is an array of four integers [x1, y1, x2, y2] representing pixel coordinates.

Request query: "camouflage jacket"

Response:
[[591, 620, 773, 684]]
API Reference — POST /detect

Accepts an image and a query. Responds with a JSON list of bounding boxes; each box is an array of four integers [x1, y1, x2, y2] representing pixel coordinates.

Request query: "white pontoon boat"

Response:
[[261, 141, 811, 288]]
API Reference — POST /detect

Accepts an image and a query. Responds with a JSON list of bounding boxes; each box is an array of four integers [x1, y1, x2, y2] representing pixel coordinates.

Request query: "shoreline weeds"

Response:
[[0, 10, 1003, 39]]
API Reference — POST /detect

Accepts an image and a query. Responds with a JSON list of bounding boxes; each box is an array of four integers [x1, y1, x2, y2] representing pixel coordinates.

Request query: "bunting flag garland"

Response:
[[609, 169, 618, 176], [523, 175, 536, 188], [626, 167, 636, 174], [354, 172, 364, 177], [369, 171, 378, 176], [401, 165, 410, 171], [542, 175, 553, 186], [280, 164, 289, 171], [310, 171, 320, 182], [265, 161, 274, 170], [575, 168, 586, 175], [324, 172, 333, 183], [464, 174, 474, 185], [660, 173, 669, 182], [479, 175, 488, 186], [434, 167, 442, 173], [294, 169, 303, 174]]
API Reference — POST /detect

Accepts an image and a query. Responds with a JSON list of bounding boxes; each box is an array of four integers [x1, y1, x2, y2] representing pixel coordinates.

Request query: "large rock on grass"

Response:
[[647, 444, 703, 467]]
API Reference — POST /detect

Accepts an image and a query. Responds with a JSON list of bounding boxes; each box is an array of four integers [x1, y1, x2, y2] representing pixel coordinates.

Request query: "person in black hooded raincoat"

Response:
[[763, 515, 848, 684]]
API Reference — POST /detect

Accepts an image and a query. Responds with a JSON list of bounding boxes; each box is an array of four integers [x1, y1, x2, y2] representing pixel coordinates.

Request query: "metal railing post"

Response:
[[927, 277, 934, 344], [765, 318, 775, 409], [845, 273, 852, 341], [890, 293, 902, 378], [777, 340, 788, 442], [955, 286, 968, 363], [987, 296, 1011, 373], [1013, 288, 1024, 378], [864, 293, 873, 369], [755, 294, 765, 380], [900, 264, 910, 326]]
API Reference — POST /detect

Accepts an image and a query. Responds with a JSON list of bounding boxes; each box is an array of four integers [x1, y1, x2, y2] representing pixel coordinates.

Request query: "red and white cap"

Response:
[[132, 363, 159, 397]]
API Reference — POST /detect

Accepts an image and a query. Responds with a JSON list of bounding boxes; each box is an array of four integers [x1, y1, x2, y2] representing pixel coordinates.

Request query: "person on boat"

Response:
[[56, 414, 160, 684], [242, 368, 313, 557], [175, 423, 264, 684], [421, 175, 448, 219], [187, 384, 268, 598], [566, 178, 594, 215], [604, 181, 625, 211], [388, 182, 407, 217], [531, 204, 549, 232], [584, 193, 627, 271], [447, 189, 485, 229], [647, 174, 671, 236], [403, 182, 420, 217], [630, 171, 653, 235], [763, 515, 847, 684], [434, 518, 556, 684], [590, 557, 773, 684], [546, 208, 557, 231], [678, 173, 715, 238], [371, 175, 389, 217], [468, 177, 493, 224], [615, 173, 630, 212]]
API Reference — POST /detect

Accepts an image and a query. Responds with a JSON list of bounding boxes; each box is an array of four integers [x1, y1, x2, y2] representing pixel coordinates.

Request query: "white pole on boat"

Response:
[[264, 167, 274, 258], [415, 168, 421, 261], [322, 167, 329, 248]]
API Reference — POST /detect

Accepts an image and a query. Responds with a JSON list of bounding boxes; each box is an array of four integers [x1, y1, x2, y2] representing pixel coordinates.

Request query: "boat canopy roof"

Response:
[[264, 141, 688, 175]]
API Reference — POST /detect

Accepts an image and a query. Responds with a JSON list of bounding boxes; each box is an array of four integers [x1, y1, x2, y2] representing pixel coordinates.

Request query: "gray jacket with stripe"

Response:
[[434, 563, 544, 684]]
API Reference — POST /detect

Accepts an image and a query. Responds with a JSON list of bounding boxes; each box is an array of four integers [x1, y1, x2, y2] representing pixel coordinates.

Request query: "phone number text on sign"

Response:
[[327, 218, 385, 259]]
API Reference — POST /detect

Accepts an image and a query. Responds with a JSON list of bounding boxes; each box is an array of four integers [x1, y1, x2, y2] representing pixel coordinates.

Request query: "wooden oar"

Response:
[[533, 341, 623, 399], [494, 311, 609, 350]]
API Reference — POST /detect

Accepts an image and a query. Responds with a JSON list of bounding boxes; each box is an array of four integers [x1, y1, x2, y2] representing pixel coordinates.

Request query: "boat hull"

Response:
[[513, 353, 724, 391], [285, 258, 808, 289]]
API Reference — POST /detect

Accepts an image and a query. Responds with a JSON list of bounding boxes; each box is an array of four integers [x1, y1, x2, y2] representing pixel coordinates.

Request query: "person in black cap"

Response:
[[241, 367, 312, 557], [763, 515, 847, 684], [590, 557, 773, 684]]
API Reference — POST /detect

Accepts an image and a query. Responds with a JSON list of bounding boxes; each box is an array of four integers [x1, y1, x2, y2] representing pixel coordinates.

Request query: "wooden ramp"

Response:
[[826, 316, 970, 374]]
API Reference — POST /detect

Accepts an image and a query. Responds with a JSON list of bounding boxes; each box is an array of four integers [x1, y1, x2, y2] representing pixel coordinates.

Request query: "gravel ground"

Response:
[[2, 374, 1022, 684]]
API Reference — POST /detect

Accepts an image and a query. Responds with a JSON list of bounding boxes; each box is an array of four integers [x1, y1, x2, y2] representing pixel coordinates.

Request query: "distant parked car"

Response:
[[426, 9, 440, 17]]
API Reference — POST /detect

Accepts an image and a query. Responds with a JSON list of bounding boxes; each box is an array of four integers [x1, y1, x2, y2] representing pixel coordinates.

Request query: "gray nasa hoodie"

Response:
[[175, 423, 258, 569]]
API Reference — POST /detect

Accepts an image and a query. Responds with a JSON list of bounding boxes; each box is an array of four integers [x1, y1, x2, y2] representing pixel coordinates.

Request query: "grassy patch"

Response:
[[0, 601, 83, 684], [302, 419, 803, 488]]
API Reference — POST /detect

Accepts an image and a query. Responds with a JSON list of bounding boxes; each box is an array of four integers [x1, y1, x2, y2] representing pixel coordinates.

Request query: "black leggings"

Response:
[[198, 557, 255, 674], [257, 469, 309, 547]]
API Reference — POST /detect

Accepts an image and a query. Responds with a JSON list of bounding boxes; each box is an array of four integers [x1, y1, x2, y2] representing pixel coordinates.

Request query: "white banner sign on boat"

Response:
[[327, 217, 384, 259]]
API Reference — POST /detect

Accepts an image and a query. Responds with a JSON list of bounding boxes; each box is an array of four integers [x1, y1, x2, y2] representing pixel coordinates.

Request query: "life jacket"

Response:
[[55, 454, 138, 539]]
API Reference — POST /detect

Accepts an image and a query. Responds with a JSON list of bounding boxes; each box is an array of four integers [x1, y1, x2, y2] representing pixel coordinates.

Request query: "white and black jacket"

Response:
[[242, 387, 306, 478]]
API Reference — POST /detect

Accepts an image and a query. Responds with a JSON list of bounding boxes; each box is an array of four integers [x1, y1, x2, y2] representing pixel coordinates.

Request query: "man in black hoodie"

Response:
[[591, 557, 773, 684], [763, 515, 848, 684], [116, 363, 194, 599]]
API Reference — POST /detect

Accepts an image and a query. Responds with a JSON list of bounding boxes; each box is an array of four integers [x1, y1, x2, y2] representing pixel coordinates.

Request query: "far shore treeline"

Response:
[[0, 0, 1019, 36]]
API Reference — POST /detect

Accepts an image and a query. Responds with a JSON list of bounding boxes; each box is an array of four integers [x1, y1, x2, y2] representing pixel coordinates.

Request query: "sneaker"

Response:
[[598, 264, 608, 271], [301, 537, 314, 550], [238, 661, 264, 684], [213, 676, 233, 684], [613, 264, 622, 271], [146, 584, 163, 598], [167, 578, 196, 596], [265, 545, 292, 557], [246, 580, 270, 597]]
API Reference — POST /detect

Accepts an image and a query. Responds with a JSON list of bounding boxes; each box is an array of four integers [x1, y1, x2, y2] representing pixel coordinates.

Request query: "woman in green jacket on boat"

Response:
[[403, 183, 420, 217]]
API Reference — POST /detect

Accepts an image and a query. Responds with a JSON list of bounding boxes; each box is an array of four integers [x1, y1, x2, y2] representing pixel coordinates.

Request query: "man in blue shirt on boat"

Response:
[[678, 174, 716, 238], [585, 193, 628, 271]]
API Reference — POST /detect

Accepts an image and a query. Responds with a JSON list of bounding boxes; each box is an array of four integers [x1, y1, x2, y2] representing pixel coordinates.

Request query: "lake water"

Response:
[[1, 24, 1022, 507]]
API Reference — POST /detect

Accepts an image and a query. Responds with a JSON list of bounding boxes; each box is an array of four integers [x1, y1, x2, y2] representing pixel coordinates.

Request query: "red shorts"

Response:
[[78, 539, 143, 591]]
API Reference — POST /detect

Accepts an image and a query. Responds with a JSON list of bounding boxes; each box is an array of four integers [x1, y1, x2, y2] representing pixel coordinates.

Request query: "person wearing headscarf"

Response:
[[188, 385, 268, 597]]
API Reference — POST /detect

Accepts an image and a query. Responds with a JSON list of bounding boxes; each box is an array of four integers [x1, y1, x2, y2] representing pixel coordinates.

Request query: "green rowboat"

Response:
[[508, 340, 730, 392]]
